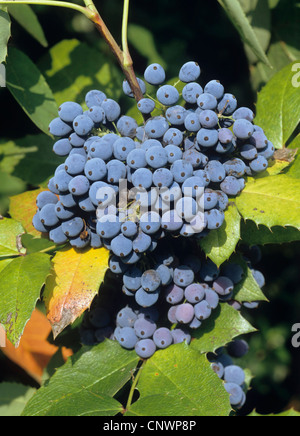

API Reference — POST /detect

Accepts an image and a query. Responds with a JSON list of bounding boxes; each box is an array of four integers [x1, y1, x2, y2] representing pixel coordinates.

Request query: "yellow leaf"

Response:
[[44, 246, 110, 338], [9, 188, 49, 237]]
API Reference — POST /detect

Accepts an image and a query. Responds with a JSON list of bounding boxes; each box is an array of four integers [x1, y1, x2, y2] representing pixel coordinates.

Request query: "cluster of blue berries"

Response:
[[80, 239, 265, 360], [33, 61, 270, 410], [33, 61, 275, 258]]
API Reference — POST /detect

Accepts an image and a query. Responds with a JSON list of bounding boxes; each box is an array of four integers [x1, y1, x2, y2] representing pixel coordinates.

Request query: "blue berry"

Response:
[[144, 63, 166, 85], [182, 82, 203, 104], [179, 61, 201, 83], [157, 85, 179, 106], [85, 90, 106, 108], [49, 118, 73, 137], [135, 339, 156, 358], [153, 328, 173, 349], [73, 115, 94, 136], [137, 98, 156, 114], [102, 99, 121, 121], [204, 80, 224, 99]]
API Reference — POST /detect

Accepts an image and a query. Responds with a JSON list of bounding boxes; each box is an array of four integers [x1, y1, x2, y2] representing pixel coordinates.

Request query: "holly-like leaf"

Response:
[[0, 6, 11, 64], [0, 383, 36, 417], [228, 254, 267, 303], [0, 217, 25, 258], [191, 304, 256, 354], [1, 309, 72, 383], [199, 203, 241, 267], [38, 39, 123, 106], [126, 344, 231, 417], [236, 175, 300, 230], [255, 62, 300, 149], [241, 220, 300, 246], [0, 253, 51, 346], [8, 5, 48, 47], [217, 0, 271, 66], [43, 246, 110, 338], [9, 188, 47, 237], [6, 47, 58, 135], [22, 341, 139, 416]]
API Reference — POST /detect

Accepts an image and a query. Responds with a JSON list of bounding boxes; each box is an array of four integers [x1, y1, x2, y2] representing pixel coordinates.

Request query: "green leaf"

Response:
[[289, 134, 300, 150], [240, 0, 271, 64], [8, 5, 48, 47], [0, 258, 13, 274], [191, 304, 256, 354], [272, 0, 300, 61], [0, 138, 37, 175], [285, 147, 300, 179], [0, 170, 26, 196], [128, 24, 167, 68], [38, 39, 123, 106], [6, 47, 58, 135], [22, 341, 139, 416], [21, 234, 55, 255], [241, 220, 300, 246], [236, 175, 300, 230], [0, 383, 36, 417], [0, 134, 63, 185], [0, 6, 11, 64], [199, 203, 241, 267], [126, 344, 231, 417], [229, 254, 267, 303], [255, 62, 300, 149], [0, 252, 51, 346], [217, 0, 271, 66], [0, 217, 25, 258]]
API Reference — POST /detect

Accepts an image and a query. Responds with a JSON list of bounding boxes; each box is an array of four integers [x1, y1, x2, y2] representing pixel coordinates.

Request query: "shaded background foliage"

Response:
[[0, 0, 299, 416]]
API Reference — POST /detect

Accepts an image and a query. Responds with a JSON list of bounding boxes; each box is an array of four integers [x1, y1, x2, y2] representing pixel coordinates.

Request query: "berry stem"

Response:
[[83, 0, 145, 104], [124, 360, 146, 413], [122, 0, 131, 67], [0, 0, 145, 104]]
